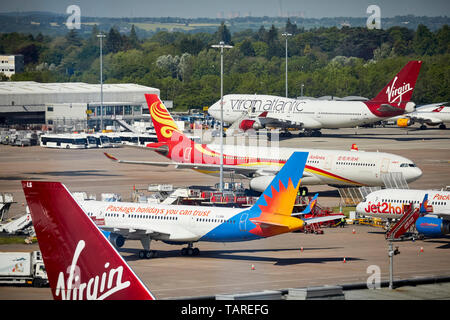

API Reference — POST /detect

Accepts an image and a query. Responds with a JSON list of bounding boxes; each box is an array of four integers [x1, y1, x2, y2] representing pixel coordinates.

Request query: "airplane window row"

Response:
[[196, 217, 235, 224], [318, 112, 362, 116], [383, 199, 420, 204], [382, 199, 447, 206], [105, 213, 178, 220], [337, 162, 375, 166]]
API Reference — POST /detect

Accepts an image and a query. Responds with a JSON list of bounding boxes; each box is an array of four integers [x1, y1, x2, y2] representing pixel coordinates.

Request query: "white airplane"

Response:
[[22, 180, 155, 300], [208, 61, 422, 136], [81, 152, 344, 259], [104, 94, 423, 194], [356, 188, 450, 237], [390, 102, 450, 130]]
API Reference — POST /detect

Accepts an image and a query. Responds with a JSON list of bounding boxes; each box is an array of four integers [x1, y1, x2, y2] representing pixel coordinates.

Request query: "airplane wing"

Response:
[[102, 224, 197, 242], [408, 115, 443, 125], [104, 152, 171, 166], [304, 214, 345, 225], [377, 104, 405, 114], [104, 152, 280, 177], [263, 112, 322, 129]]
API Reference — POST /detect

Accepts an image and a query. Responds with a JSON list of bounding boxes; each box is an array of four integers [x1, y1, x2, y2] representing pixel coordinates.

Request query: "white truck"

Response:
[[0, 251, 48, 287]]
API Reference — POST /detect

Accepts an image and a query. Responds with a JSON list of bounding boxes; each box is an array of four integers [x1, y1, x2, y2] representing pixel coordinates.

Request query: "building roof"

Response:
[[0, 81, 159, 106]]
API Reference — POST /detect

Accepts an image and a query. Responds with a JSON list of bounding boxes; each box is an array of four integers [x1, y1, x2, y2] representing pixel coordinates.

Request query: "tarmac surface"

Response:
[[0, 125, 449, 300]]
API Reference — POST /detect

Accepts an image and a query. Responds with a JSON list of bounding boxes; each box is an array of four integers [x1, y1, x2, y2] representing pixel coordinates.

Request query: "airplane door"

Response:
[[324, 156, 333, 170], [239, 213, 248, 232], [381, 158, 390, 173], [184, 147, 192, 161]]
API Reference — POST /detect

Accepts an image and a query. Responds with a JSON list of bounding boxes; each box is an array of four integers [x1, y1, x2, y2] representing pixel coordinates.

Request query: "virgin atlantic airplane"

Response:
[[208, 61, 422, 136]]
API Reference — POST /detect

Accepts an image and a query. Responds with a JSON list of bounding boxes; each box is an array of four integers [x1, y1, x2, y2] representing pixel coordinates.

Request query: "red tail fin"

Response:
[[145, 94, 186, 143], [371, 60, 422, 104], [22, 181, 155, 300]]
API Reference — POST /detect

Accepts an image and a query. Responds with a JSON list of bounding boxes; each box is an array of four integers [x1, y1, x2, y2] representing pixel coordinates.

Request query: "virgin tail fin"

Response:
[[22, 181, 155, 300]]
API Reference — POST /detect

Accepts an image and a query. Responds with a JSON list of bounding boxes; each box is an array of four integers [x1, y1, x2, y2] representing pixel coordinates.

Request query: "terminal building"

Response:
[[0, 81, 162, 131]]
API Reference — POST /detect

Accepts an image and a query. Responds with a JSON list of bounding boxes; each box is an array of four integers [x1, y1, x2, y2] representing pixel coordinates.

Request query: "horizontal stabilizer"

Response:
[[250, 219, 290, 228]]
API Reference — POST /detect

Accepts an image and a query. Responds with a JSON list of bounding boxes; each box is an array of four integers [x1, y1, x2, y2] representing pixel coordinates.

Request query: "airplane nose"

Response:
[[356, 202, 364, 214], [413, 167, 423, 181], [208, 104, 219, 118]]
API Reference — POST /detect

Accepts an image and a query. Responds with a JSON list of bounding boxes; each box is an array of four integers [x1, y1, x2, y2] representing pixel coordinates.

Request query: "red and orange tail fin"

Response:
[[22, 181, 155, 300], [371, 60, 422, 104], [145, 94, 186, 143]]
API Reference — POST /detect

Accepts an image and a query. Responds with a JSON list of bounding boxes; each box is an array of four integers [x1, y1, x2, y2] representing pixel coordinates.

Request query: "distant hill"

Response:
[[0, 11, 448, 37]]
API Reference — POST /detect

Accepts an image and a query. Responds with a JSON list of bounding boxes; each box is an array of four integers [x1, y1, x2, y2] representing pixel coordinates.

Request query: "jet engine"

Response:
[[249, 175, 275, 192], [249, 175, 308, 195], [416, 217, 450, 237], [397, 118, 411, 127], [101, 230, 125, 248], [239, 119, 263, 131]]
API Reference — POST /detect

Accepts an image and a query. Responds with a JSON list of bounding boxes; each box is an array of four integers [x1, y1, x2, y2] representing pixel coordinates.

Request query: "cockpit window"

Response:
[[400, 163, 417, 167]]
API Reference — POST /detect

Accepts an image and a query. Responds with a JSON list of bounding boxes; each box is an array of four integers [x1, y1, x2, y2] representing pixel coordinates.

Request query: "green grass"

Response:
[[331, 206, 356, 217], [0, 235, 37, 245]]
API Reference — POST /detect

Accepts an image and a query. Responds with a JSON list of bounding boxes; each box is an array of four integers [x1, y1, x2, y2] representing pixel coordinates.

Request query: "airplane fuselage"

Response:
[[80, 201, 299, 243], [208, 94, 414, 129], [356, 189, 450, 219], [171, 142, 423, 190]]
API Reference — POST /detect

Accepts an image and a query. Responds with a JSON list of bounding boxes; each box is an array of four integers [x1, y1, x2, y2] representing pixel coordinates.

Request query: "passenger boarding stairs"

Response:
[[338, 172, 409, 206], [0, 211, 33, 235]]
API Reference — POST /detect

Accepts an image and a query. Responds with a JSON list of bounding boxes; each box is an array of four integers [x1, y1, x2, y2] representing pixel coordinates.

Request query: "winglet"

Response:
[[22, 181, 155, 300], [419, 194, 429, 214], [104, 152, 119, 161], [294, 193, 318, 216]]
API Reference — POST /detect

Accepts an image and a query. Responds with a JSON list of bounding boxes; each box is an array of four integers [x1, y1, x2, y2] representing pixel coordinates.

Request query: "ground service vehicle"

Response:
[[0, 251, 48, 287]]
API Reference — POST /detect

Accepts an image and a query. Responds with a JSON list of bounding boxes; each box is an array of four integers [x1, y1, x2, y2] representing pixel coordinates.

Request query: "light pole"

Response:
[[281, 32, 292, 98], [97, 33, 106, 132], [211, 41, 233, 192]]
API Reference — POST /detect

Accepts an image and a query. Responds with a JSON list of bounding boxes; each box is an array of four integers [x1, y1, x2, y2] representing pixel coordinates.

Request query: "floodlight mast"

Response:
[[211, 41, 233, 192]]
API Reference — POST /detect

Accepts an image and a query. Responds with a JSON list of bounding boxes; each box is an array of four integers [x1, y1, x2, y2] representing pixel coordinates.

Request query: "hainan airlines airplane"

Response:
[[104, 94, 423, 194], [22, 180, 155, 300], [207, 61, 422, 136], [390, 102, 450, 130], [81, 152, 344, 258], [356, 188, 450, 237]]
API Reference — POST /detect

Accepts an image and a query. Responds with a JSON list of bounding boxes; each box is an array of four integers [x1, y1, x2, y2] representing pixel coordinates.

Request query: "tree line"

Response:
[[1, 20, 449, 109]]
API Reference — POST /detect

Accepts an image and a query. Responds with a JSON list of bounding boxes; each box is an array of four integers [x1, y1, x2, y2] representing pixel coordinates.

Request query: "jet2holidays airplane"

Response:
[[79, 152, 344, 259], [356, 188, 450, 237]]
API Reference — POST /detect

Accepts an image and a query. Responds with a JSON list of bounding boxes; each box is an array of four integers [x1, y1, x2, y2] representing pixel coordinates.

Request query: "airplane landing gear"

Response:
[[139, 250, 158, 259], [138, 236, 158, 259], [299, 130, 322, 137], [181, 243, 200, 256]]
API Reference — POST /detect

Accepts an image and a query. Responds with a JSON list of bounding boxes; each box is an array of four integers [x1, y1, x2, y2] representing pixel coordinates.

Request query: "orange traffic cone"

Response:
[[352, 228, 356, 234], [300, 247, 304, 253], [343, 257, 346, 263], [419, 247, 424, 254], [251, 264, 255, 270]]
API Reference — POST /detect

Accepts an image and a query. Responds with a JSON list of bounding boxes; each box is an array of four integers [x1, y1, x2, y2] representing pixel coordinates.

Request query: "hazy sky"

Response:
[[2, 0, 449, 18]]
